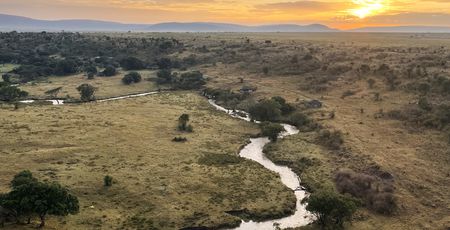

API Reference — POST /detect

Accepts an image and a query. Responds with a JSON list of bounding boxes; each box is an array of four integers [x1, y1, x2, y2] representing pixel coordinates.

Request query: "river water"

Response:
[[208, 100, 312, 230]]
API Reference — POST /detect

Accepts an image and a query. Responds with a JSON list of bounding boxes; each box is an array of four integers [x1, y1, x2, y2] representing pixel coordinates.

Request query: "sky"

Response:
[[1, 0, 450, 29]]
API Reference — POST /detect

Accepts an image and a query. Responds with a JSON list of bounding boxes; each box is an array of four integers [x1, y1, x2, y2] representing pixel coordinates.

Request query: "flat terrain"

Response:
[[0, 92, 295, 229], [20, 70, 159, 100]]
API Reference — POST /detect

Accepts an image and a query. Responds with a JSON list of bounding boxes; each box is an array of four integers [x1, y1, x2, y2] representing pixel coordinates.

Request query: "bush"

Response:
[[260, 122, 285, 141], [302, 190, 359, 229], [76, 83, 97, 102], [271, 96, 295, 115], [102, 66, 116, 77], [287, 112, 315, 130], [316, 129, 344, 150], [335, 169, 396, 215], [122, 72, 142, 85], [104, 176, 113, 187], [156, 69, 173, 84], [177, 114, 193, 132], [84, 65, 97, 74], [120, 57, 145, 70], [157, 58, 172, 69], [172, 137, 187, 142]]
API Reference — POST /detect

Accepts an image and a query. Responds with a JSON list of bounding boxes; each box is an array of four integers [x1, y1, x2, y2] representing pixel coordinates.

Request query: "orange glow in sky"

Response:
[[0, 0, 449, 29]]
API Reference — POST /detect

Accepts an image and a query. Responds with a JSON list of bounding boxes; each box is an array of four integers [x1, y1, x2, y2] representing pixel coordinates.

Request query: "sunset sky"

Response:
[[1, 0, 450, 29]]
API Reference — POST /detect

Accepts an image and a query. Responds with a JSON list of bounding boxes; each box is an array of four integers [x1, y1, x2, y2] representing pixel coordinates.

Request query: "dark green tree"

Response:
[[0, 84, 29, 102], [76, 83, 97, 102], [104, 176, 113, 187], [102, 66, 116, 77], [122, 72, 142, 85], [120, 57, 145, 70], [302, 190, 359, 229], [248, 99, 282, 122], [178, 114, 192, 132]]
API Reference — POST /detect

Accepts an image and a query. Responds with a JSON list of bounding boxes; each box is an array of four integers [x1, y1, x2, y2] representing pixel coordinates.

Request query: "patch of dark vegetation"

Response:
[[172, 137, 188, 142], [259, 122, 285, 142], [0, 82, 28, 102], [197, 153, 243, 166], [122, 71, 142, 85], [335, 169, 396, 215], [316, 129, 344, 150], [177, 114, 193, 132]]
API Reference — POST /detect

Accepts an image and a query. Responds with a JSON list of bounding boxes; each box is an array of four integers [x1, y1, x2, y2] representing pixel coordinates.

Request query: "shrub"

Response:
[[302, 189, 359, 229], [178, 114, 193, 132], [316, 129, 344, 150], [76, 83, 97, 102], [87, 72, 95, 80], [172, 137, 187, 142], [287, 112, 315, 130], [157, 58, 172, 69], [104, 176, 113, 187], [2, 74, 11, 83], [262, 67, 269, 75], [122, 72, 142, 85], [84, 65, 97, 74], [260, 122, 285, 142], [120, 57, 145, 70], [271, 96, 295, 115], [102, 66, 116, 77], [156, 69, 173, 84], [367, 78, 376, 89], [335, 169, 396, 215]]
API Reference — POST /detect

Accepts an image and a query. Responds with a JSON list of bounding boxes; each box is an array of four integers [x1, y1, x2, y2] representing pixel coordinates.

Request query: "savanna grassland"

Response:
[[0, 92, 295, 229], [0, 32, 449, 229]]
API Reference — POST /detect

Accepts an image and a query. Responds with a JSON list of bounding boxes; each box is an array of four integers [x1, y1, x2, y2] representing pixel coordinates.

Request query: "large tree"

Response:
[[76, 83, 97, 102]]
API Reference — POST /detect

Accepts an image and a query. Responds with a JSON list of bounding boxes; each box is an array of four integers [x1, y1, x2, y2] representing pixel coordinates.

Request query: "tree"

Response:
[[260, 122, 285, 141], [120, 57, 145, 70], [122, 72, 142, 85], [84, 65, 97, 75], [302, 190, 359, 229], [2, 171, 79, 227], [157, 57, 172, 69], [0, 84, 29, 102], [263, 67, 269, 75], [76, 83, 97, 102], [2, 74, 11, 83], [178, 114, 193, 132], [367, 78, 376, 89], [44, 87, 63, 98], [173, 71, 206, 90]]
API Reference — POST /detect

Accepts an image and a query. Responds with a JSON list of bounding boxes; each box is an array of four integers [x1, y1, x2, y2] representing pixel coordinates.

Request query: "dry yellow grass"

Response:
[[0, 92, 295, 229]]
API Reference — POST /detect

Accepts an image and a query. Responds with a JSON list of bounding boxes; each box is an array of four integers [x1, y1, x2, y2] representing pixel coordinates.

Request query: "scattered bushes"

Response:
[[260, 122, 285, 142], [302, 189, 359, 229], [122, 72, 142, 85], [76, 83, 97, 102], [0, 171, 79, 227], [316, 129, 344, 150], [335, 169, 396, 215]]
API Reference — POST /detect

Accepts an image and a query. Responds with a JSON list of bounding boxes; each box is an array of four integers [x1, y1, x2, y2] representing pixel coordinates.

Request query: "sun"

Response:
[[350, 0, 387, 18]]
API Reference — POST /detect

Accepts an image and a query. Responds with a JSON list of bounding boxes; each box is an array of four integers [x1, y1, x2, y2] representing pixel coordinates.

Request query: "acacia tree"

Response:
[[302, 190, 358, 229], [2, 171, 79, 227], [76, 83, 97, 102]]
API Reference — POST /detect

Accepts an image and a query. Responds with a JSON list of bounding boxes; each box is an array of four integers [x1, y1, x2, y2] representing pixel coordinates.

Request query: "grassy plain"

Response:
[[0, 92, 295, 229], [19, 70, 159, 100]]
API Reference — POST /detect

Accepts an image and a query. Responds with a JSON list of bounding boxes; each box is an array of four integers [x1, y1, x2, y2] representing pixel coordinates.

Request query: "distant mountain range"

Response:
[[1, 14, 450, 33]]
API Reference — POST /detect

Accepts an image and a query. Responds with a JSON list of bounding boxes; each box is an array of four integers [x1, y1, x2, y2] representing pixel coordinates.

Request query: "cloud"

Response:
[[255, 1, 346, 12], [364, 12, 450, 26]]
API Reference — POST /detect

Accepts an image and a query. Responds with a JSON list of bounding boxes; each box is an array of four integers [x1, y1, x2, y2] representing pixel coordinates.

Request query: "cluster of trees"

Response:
[[248, 96, 295, 122], [157, 70, 206, 90], [0, 171, 79, 227], [259, 122, 285, 142]]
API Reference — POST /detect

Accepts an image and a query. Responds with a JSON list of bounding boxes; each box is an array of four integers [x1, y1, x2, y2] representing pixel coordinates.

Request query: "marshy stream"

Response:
[[208, 100, 312, 229]]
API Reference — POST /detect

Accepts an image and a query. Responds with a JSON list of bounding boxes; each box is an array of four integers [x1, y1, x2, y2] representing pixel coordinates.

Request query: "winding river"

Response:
[[19, 91, 312, 229], [208, 100, 312, 230]]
